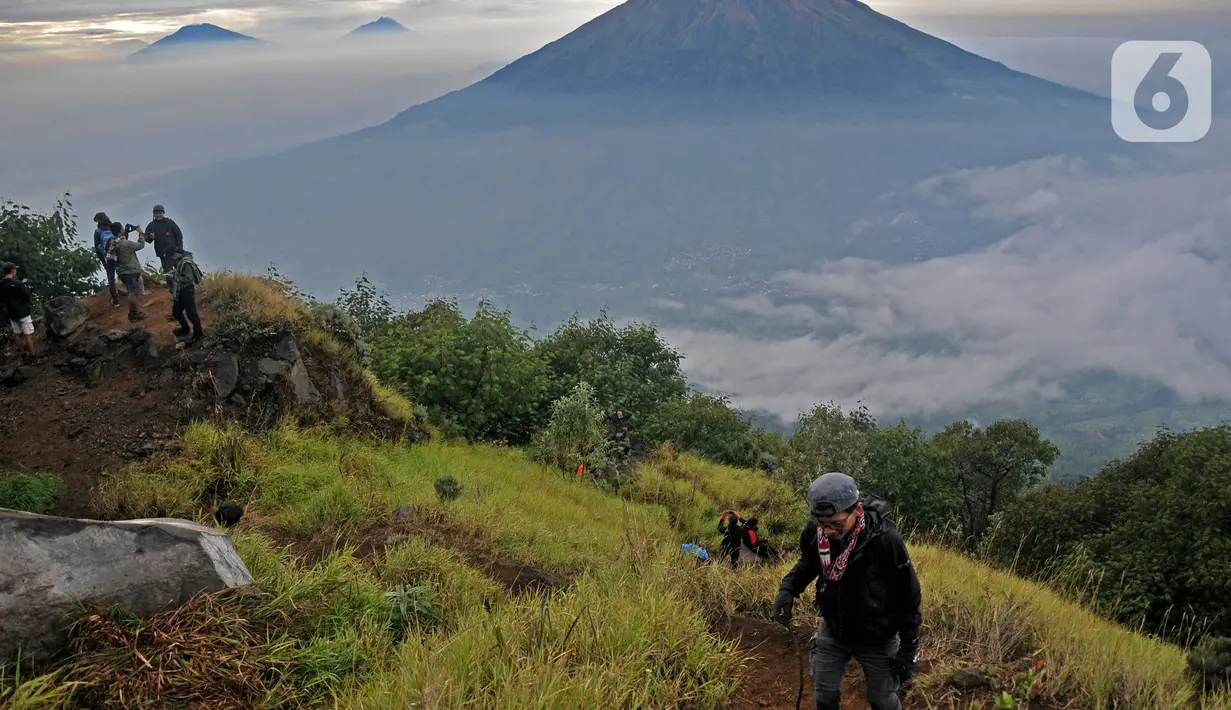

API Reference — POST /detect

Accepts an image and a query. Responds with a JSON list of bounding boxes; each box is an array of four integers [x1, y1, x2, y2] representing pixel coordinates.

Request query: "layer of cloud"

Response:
[[668, 154, 1231, 422]]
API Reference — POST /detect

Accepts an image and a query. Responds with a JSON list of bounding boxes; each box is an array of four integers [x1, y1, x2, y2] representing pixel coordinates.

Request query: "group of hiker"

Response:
[[90, 205, 203, 343], [3, 204, 205, 360], [681, 472, 922, 710]]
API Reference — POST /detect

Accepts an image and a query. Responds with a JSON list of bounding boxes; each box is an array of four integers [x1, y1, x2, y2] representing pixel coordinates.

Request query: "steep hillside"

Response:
[[2, 276, 1226, 709]]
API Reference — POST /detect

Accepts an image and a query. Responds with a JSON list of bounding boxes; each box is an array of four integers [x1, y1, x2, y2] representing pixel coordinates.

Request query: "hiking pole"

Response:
[[792, 627, 805, 710]]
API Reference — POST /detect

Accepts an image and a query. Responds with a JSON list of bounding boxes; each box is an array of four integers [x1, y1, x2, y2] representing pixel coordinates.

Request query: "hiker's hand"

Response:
[[892, 649, 918, 687], [772, 590, 794, 626]]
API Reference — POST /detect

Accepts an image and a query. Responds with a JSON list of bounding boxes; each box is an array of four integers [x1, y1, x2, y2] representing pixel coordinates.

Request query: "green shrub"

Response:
[[0, 472, 61, 514], [385, 584, 443, 642], [433, 474, 462, 502], [531, 381, 616, 480]]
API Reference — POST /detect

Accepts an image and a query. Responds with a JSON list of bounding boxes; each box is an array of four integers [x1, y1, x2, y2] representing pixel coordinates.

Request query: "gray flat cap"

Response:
[[807, 472, 859, 518]]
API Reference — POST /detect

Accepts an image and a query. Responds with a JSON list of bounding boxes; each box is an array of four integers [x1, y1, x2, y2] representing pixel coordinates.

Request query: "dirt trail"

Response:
[[0, 285, 216, 518], [719, 615, 871, 710]]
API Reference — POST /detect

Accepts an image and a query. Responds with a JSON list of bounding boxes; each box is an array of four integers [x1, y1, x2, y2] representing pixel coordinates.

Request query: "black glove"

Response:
[[772, 590, 794, 626], [892, 644, 919, 686]]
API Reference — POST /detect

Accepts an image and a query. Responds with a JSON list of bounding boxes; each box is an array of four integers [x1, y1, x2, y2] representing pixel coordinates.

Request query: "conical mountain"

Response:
[[474, 0, 1071, 99], [347, 17, 412, 37], [128, 23, 265, 61]]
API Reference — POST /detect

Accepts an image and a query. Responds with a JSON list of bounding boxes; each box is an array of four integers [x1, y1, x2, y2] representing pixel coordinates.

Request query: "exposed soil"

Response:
[[0, 284, 214, 518]]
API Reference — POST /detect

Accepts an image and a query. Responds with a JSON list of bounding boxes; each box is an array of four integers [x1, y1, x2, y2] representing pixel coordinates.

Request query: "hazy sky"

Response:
[[2, 0, 1226, 60]]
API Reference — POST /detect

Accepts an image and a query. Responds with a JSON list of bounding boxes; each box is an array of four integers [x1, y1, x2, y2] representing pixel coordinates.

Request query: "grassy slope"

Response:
[[3, 275, 1227, 709]]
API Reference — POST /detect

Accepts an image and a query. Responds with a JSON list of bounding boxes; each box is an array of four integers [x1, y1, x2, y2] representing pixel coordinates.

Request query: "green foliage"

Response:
[[0, 194, 100, 307], [780, 401, 879, 491], [337, 273, 394, 338], [385, 584, 443, 642], [369, 299, 549, 444], [0, 472, 61, 514], [535, 311, 686, 417], [531, 381, 618, 481], [990, 425, 1231, 640], [932, 419, 1059, 544], [642, 392, 780, 469], [205, 271, 310, 347], [1188, 637, 1231, 690], [309, 301, 371, 362], [433, 474, 462, 502]]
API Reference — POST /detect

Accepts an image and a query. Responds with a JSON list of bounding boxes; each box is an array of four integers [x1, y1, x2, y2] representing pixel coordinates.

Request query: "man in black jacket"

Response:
[[1, 262, 36, 357], [772, 472, 922, 710], [143, 204, 184, 290]]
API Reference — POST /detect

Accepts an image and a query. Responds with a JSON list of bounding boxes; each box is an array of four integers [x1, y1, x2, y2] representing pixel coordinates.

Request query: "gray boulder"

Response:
[[286, 359, 319, 404], [273, 335, 300, 363], [257, 357, 287, 376], [0, 509, 255, 665], [43, 296, 91, 338], [206, 353, 240, 398]]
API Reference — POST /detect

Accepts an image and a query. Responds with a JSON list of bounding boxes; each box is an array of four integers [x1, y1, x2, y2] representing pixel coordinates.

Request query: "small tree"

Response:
[[531, 381, 616, 481], [338, 273, 395, 337], [0, 194, 100, 307], [932, 419, 1058, 544]]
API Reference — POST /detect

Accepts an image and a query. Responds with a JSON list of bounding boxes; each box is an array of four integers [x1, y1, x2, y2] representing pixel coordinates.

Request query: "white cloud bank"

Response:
[[668, 154, 1231, 421]]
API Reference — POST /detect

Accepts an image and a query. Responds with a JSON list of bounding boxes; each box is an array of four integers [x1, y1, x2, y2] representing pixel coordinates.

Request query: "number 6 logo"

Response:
[[1112, 41, 1212, 143]]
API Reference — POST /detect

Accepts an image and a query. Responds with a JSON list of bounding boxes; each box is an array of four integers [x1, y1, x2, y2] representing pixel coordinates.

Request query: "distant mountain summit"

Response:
[[347, 17, 411, 37], [128, 24, 264, 61], [477, 0, 1072, 100]]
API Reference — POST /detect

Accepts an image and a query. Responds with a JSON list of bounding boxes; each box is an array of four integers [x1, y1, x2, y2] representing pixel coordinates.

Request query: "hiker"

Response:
[[772, 472, 922, 710], [110, 224, 148, 322], [92, 212, 120, 307], [1, 262, 36, 358], [717, 510, 745, 567], [607, 408, 632, 457], [169, 248, 204, 342], [143, 204, 184, 289]]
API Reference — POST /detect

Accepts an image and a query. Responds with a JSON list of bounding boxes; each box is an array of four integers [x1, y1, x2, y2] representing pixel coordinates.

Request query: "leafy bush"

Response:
[[535, 311, 686, 418], [433, 474, 462, 502], [1188, 637, 1231, 690], [990, 425, 1231, 640], [0, 194, 100, 308], [0, 472, 61, 514], [337, 274, 395, 338], [369, 299, 550, 444], [642, 392, 779, 468], [309, 301, 371, 362], [531, 382, 617, 481]]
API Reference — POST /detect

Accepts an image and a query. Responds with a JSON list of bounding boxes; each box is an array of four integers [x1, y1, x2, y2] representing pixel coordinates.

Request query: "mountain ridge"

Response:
[[128, 23, 265, 61]]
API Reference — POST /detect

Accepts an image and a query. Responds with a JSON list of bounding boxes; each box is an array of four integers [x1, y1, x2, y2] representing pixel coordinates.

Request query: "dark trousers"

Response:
[[173, 287, 202, 336], [104, 261, 118, 303], [812, 620, 901, 710]]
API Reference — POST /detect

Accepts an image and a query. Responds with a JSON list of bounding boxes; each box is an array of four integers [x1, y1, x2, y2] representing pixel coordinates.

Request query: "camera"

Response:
[[124, 223, 139, 234]]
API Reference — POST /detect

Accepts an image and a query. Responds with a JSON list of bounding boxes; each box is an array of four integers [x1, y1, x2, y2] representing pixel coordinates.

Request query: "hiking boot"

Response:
[[172, 327, 190, 338], [111, 298, 121, 308]]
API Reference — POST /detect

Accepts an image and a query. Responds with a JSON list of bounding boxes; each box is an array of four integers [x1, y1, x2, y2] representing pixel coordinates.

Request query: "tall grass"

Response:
[[350, 561, 741, 709]]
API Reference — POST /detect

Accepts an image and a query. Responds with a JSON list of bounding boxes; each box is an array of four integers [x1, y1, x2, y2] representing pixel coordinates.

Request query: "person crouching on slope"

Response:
[[772, 472, 922, 710], [169, 248, 204, 343], [109, 224, 148, 322]]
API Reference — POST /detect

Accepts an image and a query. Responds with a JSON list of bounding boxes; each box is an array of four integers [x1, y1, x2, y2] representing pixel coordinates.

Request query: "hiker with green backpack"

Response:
[[169, 248, 204, 343], [772, 472, 922, 710]]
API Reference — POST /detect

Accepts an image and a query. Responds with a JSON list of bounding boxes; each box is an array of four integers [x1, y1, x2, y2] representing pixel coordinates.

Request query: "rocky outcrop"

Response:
[[43, 296, 92, 338], [55, 326, 159, 386], [0, 509, 254, 665]]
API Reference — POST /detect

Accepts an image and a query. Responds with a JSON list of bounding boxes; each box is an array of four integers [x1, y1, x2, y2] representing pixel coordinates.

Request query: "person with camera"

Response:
[[772, 472, 922, 710], [143, 205, 184, 290], [109, 222, 148, 323]]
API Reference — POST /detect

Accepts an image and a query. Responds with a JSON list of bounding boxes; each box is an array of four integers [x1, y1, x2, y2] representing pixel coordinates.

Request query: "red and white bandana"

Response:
[[817, 511, 866, 583]]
